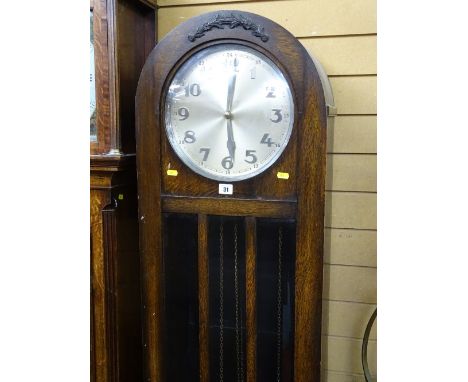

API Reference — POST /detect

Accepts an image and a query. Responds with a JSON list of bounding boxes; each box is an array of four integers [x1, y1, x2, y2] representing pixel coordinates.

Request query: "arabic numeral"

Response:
[[199, 148, 210, 161], [244, 150, 257, 164], [260, 133, 275, 147], [233, 57, 239, 72], [184, 83, 201, 97], [221, 156, 234, 170], [183, 130, 196, 144], [177, 107, 189, 120], [270, 109, 283, 123], [266, 86, 276, 98]]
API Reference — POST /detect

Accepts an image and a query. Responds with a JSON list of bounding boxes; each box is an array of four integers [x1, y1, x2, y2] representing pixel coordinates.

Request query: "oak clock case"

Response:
[[136, 10, 335, 382]]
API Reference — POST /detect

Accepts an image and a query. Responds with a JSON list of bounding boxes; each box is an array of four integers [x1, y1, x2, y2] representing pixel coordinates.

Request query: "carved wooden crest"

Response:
[[188, 13, 269, 42]]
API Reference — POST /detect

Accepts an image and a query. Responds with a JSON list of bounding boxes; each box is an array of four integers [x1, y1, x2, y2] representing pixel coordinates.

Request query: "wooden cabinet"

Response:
[[90, 0, 155, 380], [135, 11, 328, 381]]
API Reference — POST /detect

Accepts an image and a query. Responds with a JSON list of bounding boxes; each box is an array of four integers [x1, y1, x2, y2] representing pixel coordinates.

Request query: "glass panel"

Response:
[[162, 213, 199, 380], [256, 219, 295, 381], [208, 216, 246, 382], [161, 213, 296, 380], [90, 10, 97, 141]]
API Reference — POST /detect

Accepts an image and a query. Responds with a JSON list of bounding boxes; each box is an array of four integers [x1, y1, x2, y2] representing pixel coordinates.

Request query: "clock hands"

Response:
[[225, 71, 237, 161], [226, 69, 237, 112], [226, 118, 236, 161]]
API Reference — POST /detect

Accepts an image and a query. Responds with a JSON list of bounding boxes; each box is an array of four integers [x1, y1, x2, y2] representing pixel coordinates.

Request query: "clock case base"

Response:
[[136, 10, 329, 382]]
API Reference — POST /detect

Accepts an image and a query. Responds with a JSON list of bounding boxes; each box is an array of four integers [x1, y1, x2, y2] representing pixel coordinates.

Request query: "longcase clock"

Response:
[[89, 0, 155, 381], [136, 10, 335, 382]]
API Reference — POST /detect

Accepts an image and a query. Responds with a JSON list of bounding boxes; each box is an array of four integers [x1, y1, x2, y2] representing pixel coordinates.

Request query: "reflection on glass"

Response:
[[162, 213, 199, 380], [208, 216, 246, 382], [90, 10, 97, 141], [256, 219, 295, 382]]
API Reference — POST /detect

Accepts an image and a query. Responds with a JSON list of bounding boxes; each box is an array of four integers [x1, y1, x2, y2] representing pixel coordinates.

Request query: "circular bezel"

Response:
[[164, 43, 295, 182]]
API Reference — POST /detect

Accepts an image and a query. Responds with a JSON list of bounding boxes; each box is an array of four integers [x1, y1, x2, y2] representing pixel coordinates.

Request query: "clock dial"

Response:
[[164, 44, 294, 181]]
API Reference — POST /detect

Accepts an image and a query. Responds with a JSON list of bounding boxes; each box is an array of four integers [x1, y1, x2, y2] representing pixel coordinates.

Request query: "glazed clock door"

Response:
[[159, 214, 296, 381], [136, 10, 330, 382]]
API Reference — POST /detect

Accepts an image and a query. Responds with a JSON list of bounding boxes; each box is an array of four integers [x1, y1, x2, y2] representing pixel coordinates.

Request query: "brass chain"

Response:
[[276, 226, 283, 382], [239, 294, 244, 382], [234, 223, 240, 382], [233, 223, 244, 382], [219, 222, 224, 382]]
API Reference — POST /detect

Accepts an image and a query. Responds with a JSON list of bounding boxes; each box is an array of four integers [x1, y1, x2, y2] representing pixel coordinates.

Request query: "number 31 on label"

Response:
[[218, 184, 233, 195]]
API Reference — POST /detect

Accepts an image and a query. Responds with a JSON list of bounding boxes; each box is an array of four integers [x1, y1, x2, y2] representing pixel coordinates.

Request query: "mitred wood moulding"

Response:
[[136, 10, 328, 382]]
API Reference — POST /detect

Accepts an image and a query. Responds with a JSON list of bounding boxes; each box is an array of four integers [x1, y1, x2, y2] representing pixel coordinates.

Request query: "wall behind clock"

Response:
[[156, 1, 377, 381]]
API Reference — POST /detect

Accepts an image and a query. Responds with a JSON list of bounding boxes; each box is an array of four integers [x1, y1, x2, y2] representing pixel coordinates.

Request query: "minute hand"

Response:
[[226, 73, 237, 160], [226, 72, 236, 112]]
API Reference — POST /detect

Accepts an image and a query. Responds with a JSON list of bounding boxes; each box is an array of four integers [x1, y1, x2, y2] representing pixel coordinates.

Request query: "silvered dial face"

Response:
[[164, 44, 294, 182]]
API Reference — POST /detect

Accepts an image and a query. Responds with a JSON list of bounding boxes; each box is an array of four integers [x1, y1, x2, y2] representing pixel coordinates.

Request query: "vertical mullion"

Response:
[[245, 217, 257, 382], [198, 214, 210, 382]]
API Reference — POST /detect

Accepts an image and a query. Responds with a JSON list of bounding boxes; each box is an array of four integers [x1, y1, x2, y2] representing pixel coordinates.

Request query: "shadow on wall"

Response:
[[321, 116, 335, 378]]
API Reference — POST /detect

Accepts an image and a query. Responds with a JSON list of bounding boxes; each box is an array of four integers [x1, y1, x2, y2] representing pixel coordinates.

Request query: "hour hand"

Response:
[[226, 118, 236, 160], [225, 72, 237, 161], [226, 73, 237, 112]]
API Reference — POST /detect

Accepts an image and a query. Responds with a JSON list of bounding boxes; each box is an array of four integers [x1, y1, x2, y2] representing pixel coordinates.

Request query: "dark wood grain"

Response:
[[117, 0, 156, 154], [90, 1, 155, 381], [114, 181, 143, 382], [162, 195, 296, 218], [245, 217, 257, 382], [136, 10, 327, 382], [198, 214, 210, 382], [138, 0, 156, 9], [91, 0, 155, 155], [102, 206, 118, 381], [91, 0, 111, 155], [136, 49, 164, 382], [91, 160, 142, 382], [106, 0, 119, 153], [91, 188, 111, 382], [91, 266, 96, 381], [293, 54, 327, 382]]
